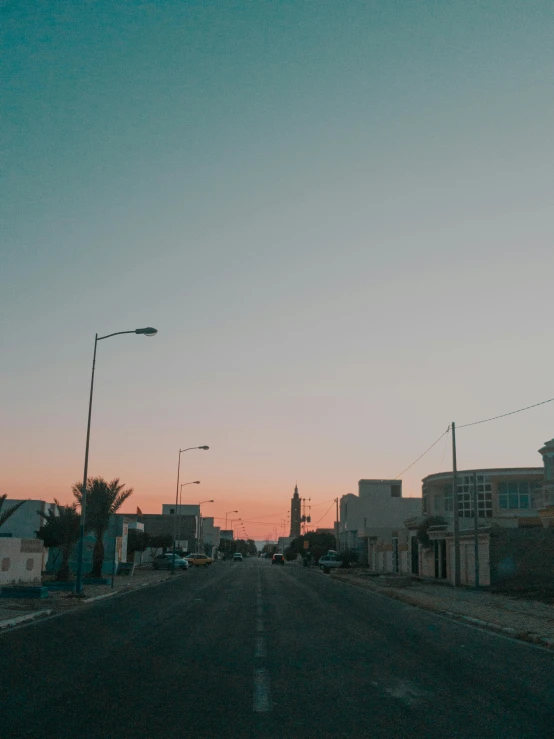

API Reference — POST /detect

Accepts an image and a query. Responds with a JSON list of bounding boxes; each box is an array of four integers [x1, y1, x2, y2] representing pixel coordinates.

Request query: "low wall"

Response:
[[490, 527, 554, 587], [0, 538, 46, 585]]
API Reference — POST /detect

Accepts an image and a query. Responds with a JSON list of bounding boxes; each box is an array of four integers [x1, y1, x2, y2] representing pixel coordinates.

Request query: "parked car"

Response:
[[185, 553, 213, 567], [153, 554, 189, 570], [318, 553, 342, 573], [272, 553, 285, 565], [233, 552, 243, 561]]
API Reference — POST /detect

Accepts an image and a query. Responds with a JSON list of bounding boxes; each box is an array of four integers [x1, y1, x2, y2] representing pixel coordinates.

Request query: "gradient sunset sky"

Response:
[[2, 1, 554, 540]]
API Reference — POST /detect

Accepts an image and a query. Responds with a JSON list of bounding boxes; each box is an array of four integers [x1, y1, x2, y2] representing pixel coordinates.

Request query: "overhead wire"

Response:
[[315, 501, 336, 527], [393, 428, 450, 480], [457, 395, 554, 429]]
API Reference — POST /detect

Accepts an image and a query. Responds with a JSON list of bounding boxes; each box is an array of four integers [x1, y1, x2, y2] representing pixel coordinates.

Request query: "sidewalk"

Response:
[[0, 567, 181, 629], [329, 570, 554, 649]]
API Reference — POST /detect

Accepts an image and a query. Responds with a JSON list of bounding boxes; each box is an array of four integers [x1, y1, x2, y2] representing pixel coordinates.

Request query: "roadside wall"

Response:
[[0, 538, 46, 585], [489, 527, 554, 586]]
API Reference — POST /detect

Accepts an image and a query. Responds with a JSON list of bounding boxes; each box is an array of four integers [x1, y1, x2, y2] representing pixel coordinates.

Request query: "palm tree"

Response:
[[72, 477, 133, 577], [0, 494, 25, 530], [37, 500, 81, 581]]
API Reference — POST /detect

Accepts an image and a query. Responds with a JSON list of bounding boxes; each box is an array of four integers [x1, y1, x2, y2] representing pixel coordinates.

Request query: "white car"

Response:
[[153, 554, 189, 570], [318, 554, 342, 573]]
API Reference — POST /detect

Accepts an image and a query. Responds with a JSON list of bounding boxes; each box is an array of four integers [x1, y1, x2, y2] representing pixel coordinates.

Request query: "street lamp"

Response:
[[171, 447, 209, 572], [176, 481, 200, 554], [230, 517, 241, 539], [225, 510, 238, 530], [75, 326, 158, 595], [196, 499, 214, 553]]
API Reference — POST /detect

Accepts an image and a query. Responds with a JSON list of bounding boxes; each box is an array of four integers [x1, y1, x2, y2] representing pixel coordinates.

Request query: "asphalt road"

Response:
[[0, 559, 552, 739]]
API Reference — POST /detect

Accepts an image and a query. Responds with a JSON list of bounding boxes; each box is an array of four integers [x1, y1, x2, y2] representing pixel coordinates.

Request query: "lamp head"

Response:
[[135, 327, 158, 336]]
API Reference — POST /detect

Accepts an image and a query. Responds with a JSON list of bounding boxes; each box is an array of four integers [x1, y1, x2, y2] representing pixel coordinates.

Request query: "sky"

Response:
[[2, 0, 554, 541]]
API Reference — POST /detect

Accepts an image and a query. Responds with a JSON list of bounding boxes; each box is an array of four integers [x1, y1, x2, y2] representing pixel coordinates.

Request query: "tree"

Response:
[[416, 516, 447, 550], [72, 477, 133, 577], [0, 494, 25, 531], [36, 500, 81, 581], [127, 529, 149, 564], [148, 533, 173, 560], [285, 531, 336, 563]]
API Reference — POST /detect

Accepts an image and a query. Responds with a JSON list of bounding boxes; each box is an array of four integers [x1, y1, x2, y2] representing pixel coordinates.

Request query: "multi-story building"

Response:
[[420, 468, 543, 526], [537, 438, 554, 525], [340, 479, 420, 570], [408, 467, 544, 584]]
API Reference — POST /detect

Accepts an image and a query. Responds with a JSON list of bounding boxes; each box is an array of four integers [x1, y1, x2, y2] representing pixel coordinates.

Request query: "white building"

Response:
[[340, 479, 421, 571], [0, 499, 57, 539]]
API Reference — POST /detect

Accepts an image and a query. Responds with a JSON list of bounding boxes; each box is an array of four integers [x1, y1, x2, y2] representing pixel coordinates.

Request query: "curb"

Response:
[[329, 574, 554, 651], [0, 609, 53, 630], [0, 574, 178, 633]]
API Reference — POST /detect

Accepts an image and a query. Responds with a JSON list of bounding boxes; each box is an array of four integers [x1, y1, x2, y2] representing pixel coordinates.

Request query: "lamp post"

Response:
[[75, 326, 158, 596], [196, 499, 214, 553], [171, 447, 209, 572], [225, 510, 238, 530], [230, 517, 241, 539], [177, 481, 200, 555]]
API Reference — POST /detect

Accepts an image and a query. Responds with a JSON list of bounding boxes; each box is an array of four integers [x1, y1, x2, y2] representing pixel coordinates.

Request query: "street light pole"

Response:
[[178, 481, 200, 554], [75, 327, 158, 595], [195, 499, 214, 553], [225, 510, 238, 530], [171, 447, 209, 572]]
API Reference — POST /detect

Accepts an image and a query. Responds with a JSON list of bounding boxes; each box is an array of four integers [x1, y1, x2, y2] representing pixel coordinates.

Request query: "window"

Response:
[[456, 476, 492, 517], [498, 480, 539, 509], [169, 508, 175, 514], [444, 485, 453, 512]]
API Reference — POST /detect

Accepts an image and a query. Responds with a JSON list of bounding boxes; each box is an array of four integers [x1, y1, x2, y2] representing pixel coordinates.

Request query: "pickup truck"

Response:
[[318, 553, 343, 573]]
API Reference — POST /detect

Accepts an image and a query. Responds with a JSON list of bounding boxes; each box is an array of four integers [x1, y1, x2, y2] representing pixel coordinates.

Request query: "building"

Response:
[[339, 479, 420, 570], [277, 536, 291, 552], [289, 484, 301, 539], [537, 438, 554, 526], [141, 514, 197, 552], [201, 516, 220, 555], [409, 467, 544, 584], [0, 499, 57, 539]]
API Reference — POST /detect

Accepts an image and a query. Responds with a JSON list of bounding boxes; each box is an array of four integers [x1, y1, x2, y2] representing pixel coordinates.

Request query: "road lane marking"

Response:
[[253, 668, 271, 712], [256, 617, 264, 632], [255, 636, 267, 658], [256, 604, 263, 617]]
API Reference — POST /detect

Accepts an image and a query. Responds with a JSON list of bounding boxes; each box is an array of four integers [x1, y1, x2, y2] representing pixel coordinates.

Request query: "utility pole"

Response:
[[335, 497, 340, 553], [452, 422, 461, 587], [473, 470, 480, 588]]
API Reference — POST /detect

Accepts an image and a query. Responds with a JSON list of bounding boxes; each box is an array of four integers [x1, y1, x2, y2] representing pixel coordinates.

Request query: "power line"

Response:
[[315, 501, 336, 527], [310, 497, 337, 508], [457, 395, 554, 429], [393, 428, 450, 480], [439, 427, 450, 468]]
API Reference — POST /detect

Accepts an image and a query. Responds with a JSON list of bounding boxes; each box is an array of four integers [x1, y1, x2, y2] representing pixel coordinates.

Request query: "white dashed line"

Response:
[[255, 636, 267, 658], [253, 667, 271, 712], [256, 617, 264, 632]]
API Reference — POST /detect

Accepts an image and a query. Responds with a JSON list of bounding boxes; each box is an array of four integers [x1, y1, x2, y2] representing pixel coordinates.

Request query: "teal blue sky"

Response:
[[2, 1, 554, 535]]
